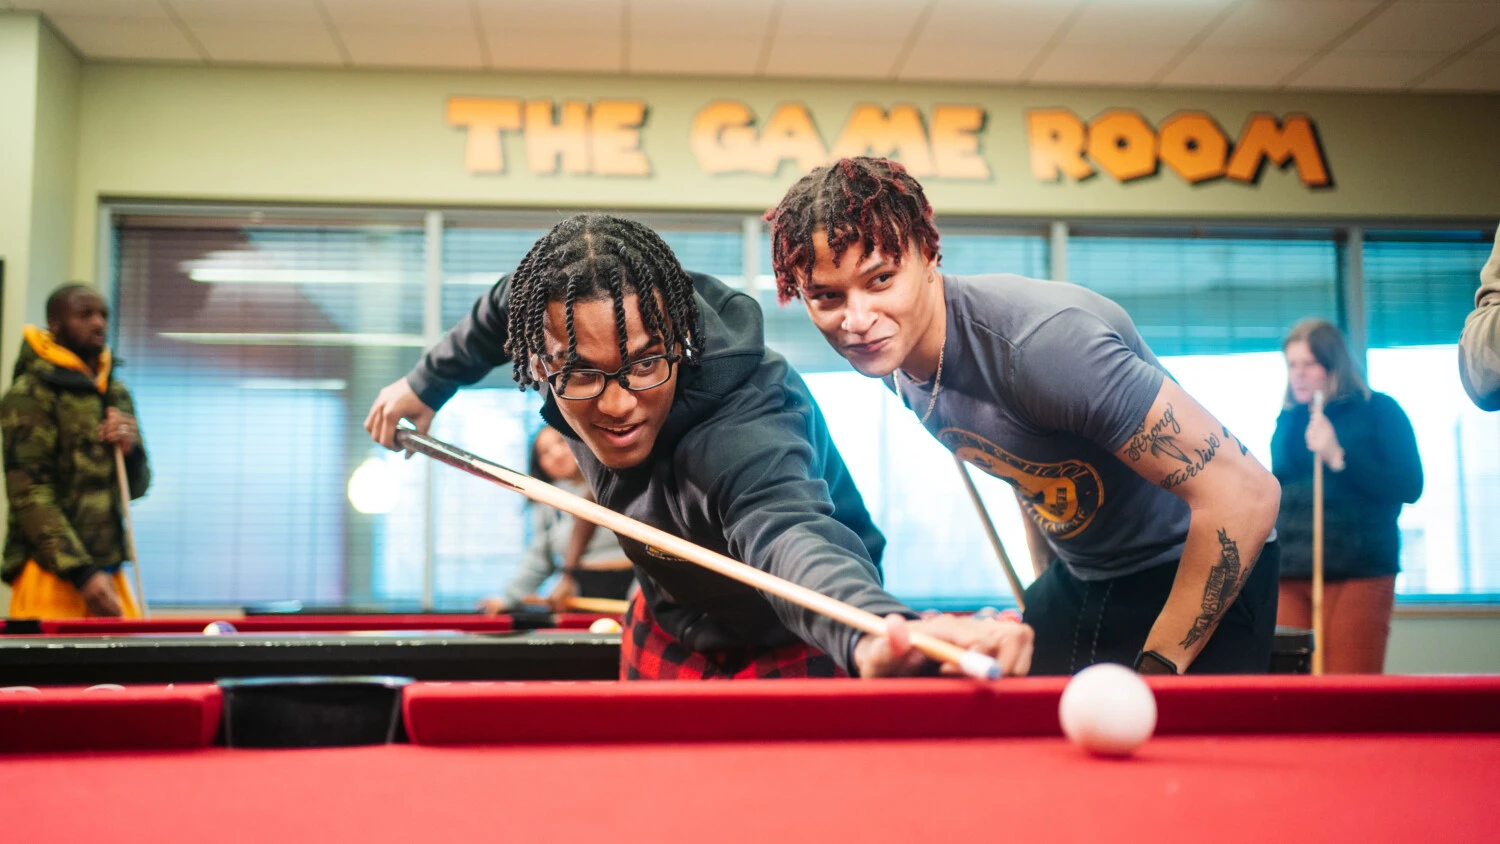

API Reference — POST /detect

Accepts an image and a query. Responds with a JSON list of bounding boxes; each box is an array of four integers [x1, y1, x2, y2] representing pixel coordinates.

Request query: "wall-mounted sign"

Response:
[[690, 102, 989, 179], [447, 97, 650, 176], [446, 96, 1332, 190], [1026, 109, 1332, 188]]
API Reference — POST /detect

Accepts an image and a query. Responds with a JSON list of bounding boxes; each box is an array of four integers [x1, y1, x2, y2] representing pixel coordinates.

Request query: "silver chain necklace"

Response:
[[892, 341, 945, 425]]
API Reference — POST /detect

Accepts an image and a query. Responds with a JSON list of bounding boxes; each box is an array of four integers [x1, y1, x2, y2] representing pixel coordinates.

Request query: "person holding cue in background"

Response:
[[366, 213, 1033, 679], [3, 284, 151, 619], [765, 158, 1281, 676]]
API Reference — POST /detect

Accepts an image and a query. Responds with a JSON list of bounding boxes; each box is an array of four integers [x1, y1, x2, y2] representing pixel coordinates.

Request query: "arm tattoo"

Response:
[[1180, 528, 1243, 649], [1223, 424, 1248, 456], [1159, 432, 1220, 490], [1125, 404, 1190, 464]]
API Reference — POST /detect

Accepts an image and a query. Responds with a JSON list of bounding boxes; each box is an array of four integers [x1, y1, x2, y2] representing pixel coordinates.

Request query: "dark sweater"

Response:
[[1270, 392, 1423, 580], [407, 272, 909, 671]]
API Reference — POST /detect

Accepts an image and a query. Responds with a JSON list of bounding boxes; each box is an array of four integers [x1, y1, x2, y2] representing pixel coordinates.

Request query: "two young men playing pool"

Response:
[[368, 158, 1280, 678]]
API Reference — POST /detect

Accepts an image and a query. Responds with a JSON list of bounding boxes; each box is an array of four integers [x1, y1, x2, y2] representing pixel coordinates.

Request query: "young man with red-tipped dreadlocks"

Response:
[[766, 158, 1282, 676], [366, 213, 1033, 679]]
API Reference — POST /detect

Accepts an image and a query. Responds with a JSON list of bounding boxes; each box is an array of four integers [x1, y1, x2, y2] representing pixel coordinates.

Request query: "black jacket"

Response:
[[1271, 392, 1423, 580], [408, 272, 906, 671]]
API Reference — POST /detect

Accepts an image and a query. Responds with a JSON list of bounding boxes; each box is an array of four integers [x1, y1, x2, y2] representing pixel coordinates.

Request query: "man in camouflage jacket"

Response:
[[2, 285, 150, 618]]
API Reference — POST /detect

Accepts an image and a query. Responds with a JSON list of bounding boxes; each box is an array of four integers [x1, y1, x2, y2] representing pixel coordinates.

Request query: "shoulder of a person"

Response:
[[1, 373, 55, 405], [1363, 390, 1411, 418]]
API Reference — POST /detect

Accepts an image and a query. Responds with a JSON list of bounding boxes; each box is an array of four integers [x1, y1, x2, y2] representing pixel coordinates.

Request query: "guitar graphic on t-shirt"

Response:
[[938, 428, 1103, 539]]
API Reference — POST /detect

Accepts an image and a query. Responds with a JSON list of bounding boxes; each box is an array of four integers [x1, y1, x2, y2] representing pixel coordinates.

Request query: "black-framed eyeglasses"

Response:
[[540, 353, 680, 401]]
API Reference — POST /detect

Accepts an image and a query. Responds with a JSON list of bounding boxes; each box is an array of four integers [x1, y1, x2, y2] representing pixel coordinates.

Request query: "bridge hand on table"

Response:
[[853, 613, 1034, 679]]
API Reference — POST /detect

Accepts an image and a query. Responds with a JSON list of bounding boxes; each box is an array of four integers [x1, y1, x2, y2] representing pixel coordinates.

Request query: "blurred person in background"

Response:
[[1272, 319, 1422, 673], [478, 425, 632, 614]]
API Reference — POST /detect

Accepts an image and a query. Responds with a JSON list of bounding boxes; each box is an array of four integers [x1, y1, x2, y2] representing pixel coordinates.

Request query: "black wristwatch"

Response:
[[1134, 650, 1179, 675]]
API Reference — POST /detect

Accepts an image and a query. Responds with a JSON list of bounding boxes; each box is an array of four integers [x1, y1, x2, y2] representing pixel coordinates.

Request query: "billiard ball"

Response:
[[202, 621, 238, 636], [1059, 662, 1157, 757], [588, 618, 623, 634]]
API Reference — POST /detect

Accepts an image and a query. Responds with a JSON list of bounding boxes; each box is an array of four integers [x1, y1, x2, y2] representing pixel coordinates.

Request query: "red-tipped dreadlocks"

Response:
[[763, 157, 942, 304]]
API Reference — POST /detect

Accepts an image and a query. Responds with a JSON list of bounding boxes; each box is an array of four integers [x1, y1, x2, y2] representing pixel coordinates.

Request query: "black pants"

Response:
[[1022, 541, 1280, 675]]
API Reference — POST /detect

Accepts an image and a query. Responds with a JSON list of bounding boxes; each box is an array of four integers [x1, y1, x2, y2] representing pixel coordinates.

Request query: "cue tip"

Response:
[[959, 650, 1002, 681]]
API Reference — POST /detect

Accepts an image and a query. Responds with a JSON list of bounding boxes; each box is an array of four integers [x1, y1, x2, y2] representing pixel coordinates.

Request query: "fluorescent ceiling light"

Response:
[[238, 378, 349, 391], [161, 332, 426, 347], [188, 268, 411, 284]]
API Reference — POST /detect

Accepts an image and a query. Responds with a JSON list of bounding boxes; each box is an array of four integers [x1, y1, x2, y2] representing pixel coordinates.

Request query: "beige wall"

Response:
[[66, 64, 1500, 281], [1388, 615, 1500, 674], [0, 14, 79, 385], [0, 14, 42, 374], [0, 13, 80, 610]]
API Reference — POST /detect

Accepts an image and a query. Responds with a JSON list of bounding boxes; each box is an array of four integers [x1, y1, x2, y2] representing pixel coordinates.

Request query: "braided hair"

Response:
[[763, 157, 941, 304], [504, 214, 702, 393]]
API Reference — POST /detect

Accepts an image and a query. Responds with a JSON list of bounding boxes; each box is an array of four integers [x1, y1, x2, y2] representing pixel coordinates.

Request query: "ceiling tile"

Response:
[[760, 35, 906, 80], [484, 28, 623, 73], [47, 16, 201, 60], [1412, 50, 1500, 89], [475, 0, 623, 33], [1286, 50, 1447, 88], [920, 0, 1084, 42], [1342, 1, 1500, 51], [339, 25, 483, 69], [628, 0, 776, 35], [1203, 0, 1383, 50], [1158, 48, 1314, 87], [320, 0, 472, 28], [166, 0, 323, 24], [1027, 45, 1181, 85], [15, 0, 166, 18], [1058, 0, 1237, 47], [774, 0, 930, 41], [897, 38, 1039, 82], [629, 33, 761, 75], [1474, 30, 1500, 52], [189, 21, 343, 65]]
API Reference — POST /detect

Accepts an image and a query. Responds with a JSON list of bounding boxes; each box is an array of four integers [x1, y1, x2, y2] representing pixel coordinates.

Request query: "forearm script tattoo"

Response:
[[1180, 528, 1243, 649]]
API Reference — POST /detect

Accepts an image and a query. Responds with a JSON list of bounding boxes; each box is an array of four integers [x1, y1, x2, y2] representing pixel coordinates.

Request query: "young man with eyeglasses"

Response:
[[366, 214, 1033, 679]]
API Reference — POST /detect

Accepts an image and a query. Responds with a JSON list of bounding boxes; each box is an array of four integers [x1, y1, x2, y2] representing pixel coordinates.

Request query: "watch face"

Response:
[[1135, 651, 1177, 675]]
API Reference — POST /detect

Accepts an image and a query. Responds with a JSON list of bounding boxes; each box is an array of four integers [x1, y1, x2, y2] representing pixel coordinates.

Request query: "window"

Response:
[[108, 209, 1498, 611], [1364, 230, 1499, 599], [112, 213, 426, 606]]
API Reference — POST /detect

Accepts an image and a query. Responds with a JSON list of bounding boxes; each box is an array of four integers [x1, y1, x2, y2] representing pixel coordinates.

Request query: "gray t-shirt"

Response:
[[891, 274, 1190, 580]]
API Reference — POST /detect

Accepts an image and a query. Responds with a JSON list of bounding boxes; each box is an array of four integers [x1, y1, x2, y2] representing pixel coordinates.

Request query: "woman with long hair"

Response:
[[478, 425, 632, 614], [1272, 319, 1423, 673]]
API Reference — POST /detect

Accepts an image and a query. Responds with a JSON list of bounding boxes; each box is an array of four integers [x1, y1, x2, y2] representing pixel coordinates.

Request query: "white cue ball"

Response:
[[588, 618, 622, 634], [1059, 662, 1157, 757]]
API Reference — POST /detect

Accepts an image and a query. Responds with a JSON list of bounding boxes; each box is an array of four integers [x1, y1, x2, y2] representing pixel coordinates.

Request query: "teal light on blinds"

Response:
[[1069, 234, 1340, 356], [113, 221, 426, 606], [1365, 231, 1495, 349]]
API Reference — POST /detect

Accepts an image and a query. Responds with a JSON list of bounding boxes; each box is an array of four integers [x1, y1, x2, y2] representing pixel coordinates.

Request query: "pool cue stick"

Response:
[[113, 444, 150, 619], [953, 456, 1026, 612], [395, 428, 1004, 680], [565, 596, 629, 615], [1311, 389, 1325, 676]]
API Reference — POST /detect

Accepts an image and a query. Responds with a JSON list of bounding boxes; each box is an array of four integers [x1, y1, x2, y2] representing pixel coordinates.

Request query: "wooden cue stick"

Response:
[[565, 596, 630, 615], [395, 428, 1003, 680], [113, 445, 149, 619], [953, 455, 1026, 612], [1311, 390, 1325, 676]]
